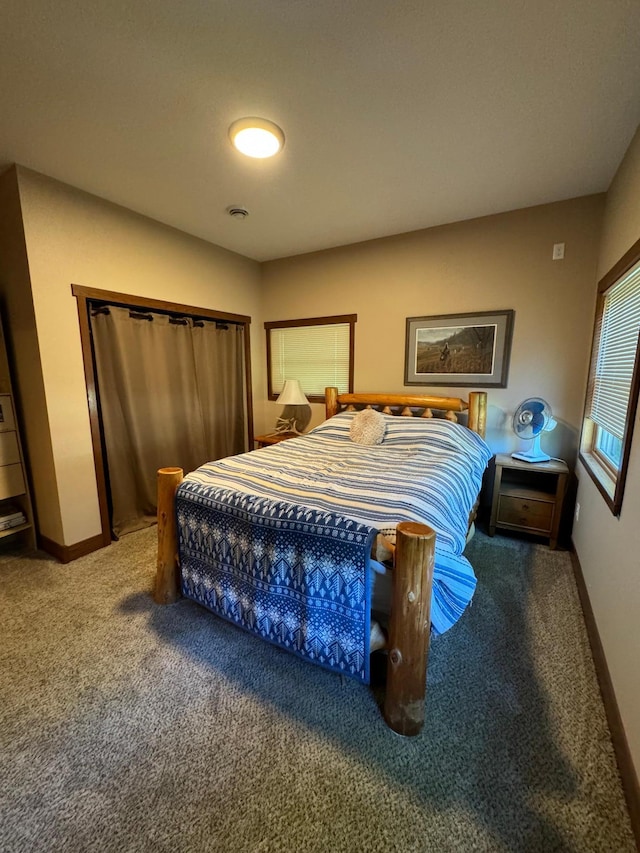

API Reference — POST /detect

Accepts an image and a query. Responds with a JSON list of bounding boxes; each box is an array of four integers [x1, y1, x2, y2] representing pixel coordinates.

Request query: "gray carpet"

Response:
[[0, 527, 635, 852]]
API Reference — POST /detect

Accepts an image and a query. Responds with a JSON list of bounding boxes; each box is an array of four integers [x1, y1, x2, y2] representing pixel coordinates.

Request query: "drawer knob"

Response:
[[522, 504, 529, 510]]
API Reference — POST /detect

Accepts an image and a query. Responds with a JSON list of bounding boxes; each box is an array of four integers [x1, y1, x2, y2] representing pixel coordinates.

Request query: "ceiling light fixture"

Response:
[[229, 117, 285, 159]]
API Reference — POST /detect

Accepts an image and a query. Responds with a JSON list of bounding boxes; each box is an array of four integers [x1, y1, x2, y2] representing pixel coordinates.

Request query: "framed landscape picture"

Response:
[[404, 310, 514, 387]]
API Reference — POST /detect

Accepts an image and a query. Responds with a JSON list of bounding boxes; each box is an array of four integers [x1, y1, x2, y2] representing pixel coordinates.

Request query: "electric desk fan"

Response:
[[512, 398, 557, 463]]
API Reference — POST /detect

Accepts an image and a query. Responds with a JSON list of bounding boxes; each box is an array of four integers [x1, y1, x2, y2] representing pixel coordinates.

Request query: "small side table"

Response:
[[489, 454, 569, 549], [254, 432, 299, 449]]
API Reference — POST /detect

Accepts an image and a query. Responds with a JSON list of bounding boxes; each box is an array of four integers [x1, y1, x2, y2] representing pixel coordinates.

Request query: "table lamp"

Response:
[[274, 379, 311, 434]]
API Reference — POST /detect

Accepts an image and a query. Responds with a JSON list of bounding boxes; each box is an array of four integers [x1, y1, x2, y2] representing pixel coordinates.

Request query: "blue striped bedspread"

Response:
[[179, 413, 492, 639]]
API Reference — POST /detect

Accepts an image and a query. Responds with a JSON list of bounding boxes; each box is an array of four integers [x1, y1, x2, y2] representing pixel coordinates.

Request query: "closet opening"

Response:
[[73, 284, 253, 547]]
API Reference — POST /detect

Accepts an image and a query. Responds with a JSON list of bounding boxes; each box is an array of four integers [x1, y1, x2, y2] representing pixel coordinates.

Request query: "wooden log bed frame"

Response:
[[154, 388, 488, 737]]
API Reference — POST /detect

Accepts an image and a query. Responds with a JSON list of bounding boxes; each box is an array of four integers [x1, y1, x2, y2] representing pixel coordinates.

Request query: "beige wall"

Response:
[[0, 167, 64, 542], [262, 195, 604, 461], [15, 167, 263, 546], [573, 125, 640, 777]]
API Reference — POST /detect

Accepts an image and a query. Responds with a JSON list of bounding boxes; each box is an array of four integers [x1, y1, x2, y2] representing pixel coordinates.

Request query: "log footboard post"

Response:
[[383, 521, 436, 736], [154, 467, 184, 605]]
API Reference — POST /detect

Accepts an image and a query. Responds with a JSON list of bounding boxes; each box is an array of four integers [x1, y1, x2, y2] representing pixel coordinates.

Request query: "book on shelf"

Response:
[[0, 507, 26, 530], [0, 509, 24, 522], [0, 517, 25, 531]]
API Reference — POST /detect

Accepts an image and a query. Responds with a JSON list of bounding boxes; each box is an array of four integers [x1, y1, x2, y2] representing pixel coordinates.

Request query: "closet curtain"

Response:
[[91, 305, 246, 537]]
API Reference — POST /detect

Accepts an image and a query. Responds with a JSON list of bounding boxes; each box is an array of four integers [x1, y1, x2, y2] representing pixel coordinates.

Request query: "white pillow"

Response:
[[349, 409, 386, 445]]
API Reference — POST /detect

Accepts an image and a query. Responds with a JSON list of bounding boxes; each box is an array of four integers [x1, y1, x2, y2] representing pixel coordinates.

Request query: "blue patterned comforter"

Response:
[[176, 413, 491, 683]]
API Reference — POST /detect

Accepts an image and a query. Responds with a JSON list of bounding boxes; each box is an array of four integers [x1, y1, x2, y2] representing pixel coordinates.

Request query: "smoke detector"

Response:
[[227, 206, 249, 220]]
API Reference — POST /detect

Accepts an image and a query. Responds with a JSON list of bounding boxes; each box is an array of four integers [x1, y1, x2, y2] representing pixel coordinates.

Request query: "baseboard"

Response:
[[39, 533, 107, 564], [570, 543, 640, 849]]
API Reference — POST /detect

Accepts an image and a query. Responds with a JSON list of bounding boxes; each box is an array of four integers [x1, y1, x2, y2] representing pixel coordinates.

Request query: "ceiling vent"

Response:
[[227, 206, 249, 220]]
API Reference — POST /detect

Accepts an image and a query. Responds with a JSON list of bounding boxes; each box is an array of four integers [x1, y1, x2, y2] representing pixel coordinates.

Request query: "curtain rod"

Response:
[[89, 301, 236, 328]]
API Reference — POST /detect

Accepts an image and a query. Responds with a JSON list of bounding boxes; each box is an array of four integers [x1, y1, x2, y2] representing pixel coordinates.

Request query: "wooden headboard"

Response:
[[324, 387, 487, 439]]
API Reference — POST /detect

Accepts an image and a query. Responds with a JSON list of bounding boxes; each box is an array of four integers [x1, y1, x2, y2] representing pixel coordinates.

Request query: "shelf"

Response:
[[0, 521, 31, 539], [501, 469, 557, 496], [499, 482, 556, 502], [0, 317, 36, 553]]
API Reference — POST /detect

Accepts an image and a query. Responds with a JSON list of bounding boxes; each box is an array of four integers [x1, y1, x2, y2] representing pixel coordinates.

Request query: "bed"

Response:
[[154, 388, 490, 735]]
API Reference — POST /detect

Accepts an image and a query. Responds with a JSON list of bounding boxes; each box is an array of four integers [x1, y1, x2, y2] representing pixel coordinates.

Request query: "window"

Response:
[[580, 238, 640, 515], [265, 315, 356, 402], [594, 427, 623, 471]]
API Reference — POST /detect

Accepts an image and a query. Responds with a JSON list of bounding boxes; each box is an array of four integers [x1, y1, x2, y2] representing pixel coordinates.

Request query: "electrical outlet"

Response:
[[553, 242, 565, 260], [574, 502, 580, 522]]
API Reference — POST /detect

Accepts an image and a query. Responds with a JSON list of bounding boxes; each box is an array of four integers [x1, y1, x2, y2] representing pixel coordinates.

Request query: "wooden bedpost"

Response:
[[154, 467, 184, 605], [468, 391, 487, 439], [325, 386, 339, 418], [383, 521, 436, 737]]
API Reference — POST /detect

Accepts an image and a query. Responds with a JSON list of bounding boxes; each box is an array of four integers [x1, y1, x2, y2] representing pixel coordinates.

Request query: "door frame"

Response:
[[72, 283, 254, 548]]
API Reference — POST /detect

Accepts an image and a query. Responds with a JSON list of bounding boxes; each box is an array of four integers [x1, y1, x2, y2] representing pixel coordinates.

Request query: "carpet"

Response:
[[0, 527, 635, 852]]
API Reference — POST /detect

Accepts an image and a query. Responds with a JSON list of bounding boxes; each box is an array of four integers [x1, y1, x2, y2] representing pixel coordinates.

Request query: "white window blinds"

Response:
[[586, 259, 640, 440], [270, 323, 351, 397]]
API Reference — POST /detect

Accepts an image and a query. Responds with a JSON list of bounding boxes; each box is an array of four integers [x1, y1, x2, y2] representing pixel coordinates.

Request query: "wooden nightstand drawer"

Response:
[[497, 495, 553, 531]]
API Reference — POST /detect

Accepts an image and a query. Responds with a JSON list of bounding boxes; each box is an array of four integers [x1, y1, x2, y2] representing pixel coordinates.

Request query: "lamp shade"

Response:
[[276, 379, 309, 406]]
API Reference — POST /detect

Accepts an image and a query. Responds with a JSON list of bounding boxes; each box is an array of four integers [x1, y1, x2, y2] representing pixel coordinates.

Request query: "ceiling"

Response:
[[1, 0, 639, 262]]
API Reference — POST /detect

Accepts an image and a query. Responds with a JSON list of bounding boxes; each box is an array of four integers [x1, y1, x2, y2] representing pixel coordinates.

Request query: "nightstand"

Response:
[[489, 454, 569, 549], [254, 432, 300, 448]]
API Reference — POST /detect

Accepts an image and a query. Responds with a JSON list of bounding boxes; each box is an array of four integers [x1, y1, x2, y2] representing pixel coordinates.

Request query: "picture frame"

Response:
[[404, 310, 515, 387]]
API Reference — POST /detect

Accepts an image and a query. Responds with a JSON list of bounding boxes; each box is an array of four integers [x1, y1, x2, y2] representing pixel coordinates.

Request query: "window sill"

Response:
[[579, 449, 618, 514]]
